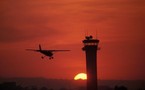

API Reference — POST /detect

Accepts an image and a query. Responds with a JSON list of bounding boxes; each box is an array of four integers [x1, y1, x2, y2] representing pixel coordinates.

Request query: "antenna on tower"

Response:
[[84, 29, 89, 37], [95, 29, 98, 39]]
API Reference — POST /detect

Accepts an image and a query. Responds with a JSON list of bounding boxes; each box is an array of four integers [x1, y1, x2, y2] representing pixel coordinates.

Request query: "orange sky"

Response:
[[0, 0, 145, 80]]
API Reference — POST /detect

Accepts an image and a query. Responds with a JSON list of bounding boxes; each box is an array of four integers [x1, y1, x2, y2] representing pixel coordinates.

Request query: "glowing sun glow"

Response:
[[74, 73, 87, 80]]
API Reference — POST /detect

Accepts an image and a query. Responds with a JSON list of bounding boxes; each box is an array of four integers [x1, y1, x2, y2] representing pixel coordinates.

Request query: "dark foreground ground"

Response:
[[0, 77, 145, 90]]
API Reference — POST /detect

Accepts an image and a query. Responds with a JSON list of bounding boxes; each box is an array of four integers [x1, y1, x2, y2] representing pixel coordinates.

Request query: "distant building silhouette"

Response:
[[0, 82, 24, 90], [0, 82, 16, 90], [114, 85, 128, 90]]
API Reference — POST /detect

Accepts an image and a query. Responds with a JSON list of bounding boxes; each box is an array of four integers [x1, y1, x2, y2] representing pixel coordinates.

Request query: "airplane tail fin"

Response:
[[39, 44, 42, 51]]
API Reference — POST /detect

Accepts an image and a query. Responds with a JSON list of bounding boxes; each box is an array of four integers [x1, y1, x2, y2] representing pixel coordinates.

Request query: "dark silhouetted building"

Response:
[[114, 85, 128, 90], [82, 35, 100, 90], [0, 82, 17, 90]]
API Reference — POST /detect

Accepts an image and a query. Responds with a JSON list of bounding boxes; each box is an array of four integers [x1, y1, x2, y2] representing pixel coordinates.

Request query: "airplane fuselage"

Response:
[[40, 51, 53, 57]]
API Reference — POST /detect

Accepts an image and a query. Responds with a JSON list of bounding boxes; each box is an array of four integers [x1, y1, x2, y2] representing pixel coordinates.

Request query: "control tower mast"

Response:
[[82, 35, 100, 90]]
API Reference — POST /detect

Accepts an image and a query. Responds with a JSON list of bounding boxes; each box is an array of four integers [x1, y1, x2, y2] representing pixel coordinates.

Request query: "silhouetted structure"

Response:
[[82, 35, 100, 90], [0, 82, 23, 90], [0, 82, 16, 90], [114, 85, 128, 90]]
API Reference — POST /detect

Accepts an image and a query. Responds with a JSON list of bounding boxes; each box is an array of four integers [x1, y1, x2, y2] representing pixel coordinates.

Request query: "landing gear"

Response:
[[41, 56, 45, 59], [41, 55, 47, 59], [41, 56, 53, 59], [49, 57, 54, 59]]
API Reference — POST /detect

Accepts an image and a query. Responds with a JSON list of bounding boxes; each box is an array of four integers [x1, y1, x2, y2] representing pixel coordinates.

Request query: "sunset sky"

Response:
[[0, 0, 145, 80]]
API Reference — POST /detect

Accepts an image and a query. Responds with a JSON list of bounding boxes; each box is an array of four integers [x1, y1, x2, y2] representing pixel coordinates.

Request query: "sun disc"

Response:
[[74, 73, 87, 80]]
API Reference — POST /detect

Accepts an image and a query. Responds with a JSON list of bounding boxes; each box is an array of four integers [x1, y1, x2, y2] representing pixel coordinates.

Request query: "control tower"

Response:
[[82, 35, 99, 90]]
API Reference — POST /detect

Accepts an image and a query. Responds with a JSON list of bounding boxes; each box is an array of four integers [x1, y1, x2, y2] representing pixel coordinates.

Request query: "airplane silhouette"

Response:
[[26, 45, 70, 59]]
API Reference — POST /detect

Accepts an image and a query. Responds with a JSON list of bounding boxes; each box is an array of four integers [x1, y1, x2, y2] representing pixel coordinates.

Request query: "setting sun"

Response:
[[74, 73, 87, 80]]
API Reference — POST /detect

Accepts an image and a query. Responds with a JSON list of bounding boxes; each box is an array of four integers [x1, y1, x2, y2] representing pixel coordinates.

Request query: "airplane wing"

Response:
[[42, 50, 70, 52]]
